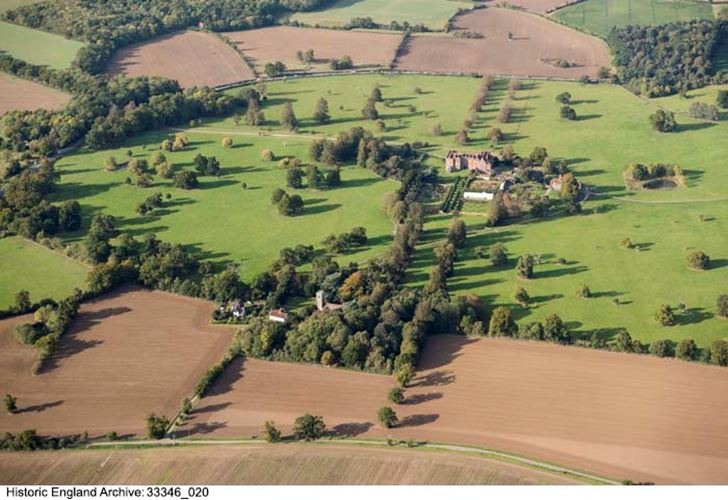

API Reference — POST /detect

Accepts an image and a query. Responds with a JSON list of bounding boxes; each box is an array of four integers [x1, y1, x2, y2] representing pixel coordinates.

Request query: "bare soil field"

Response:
[[0, 72, 70, 114], [0, 286, 234, 438], [396, 7, 610, 78], [183, 335, 728, 484], [485, 0, 579, 13], [107, 31, 254, 88], [178, 357, 391, 438], [0, 444, 574, 484], [392, 336, 728, 485], [226, 26, 403, 73]]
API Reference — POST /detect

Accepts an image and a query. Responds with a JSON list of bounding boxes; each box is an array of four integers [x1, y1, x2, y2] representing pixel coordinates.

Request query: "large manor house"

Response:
[[445, 150, 497, 174]]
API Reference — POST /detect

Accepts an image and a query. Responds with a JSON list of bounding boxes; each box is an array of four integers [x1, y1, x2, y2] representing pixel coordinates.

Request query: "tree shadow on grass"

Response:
[[536, 265, 588, 279], [300, 203, 341, 216], [708, 258, 728, 270], [678, 122, 716, 132], [676, 307, 713, 326]]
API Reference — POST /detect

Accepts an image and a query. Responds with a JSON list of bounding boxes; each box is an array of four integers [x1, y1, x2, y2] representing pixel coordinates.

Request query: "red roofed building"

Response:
[[445, 150, 497, 174]]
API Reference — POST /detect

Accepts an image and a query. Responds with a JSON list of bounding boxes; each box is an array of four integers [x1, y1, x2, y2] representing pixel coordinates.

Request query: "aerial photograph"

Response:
[[0, 0, 726, 494]]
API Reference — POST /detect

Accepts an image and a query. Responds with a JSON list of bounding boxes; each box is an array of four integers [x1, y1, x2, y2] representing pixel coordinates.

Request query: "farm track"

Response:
[[84, 438, 615, 484]]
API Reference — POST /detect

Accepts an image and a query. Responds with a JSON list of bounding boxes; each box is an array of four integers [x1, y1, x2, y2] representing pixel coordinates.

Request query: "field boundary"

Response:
[[86, 437, 619, 485]]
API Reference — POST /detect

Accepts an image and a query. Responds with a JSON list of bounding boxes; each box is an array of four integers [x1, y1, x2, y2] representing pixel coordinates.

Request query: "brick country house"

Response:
[[445, 150, 497, 174]]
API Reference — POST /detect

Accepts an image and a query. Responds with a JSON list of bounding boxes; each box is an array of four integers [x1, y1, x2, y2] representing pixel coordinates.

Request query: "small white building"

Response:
[[463, 191, 494, 202], [268, 309, 288, 323]]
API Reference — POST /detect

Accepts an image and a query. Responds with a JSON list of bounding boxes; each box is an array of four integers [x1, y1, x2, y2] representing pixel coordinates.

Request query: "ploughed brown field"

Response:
[[107, 30, 254, 88], [185, 335, 728, 484], [226, 26, 403, 73], [0, 286, 234, 438], [178, 357, 391, 437], [0, 444, 575, 485], [0, 72, 70, 114], [396, 7, 610, 78], [484, 0, 578, 13]]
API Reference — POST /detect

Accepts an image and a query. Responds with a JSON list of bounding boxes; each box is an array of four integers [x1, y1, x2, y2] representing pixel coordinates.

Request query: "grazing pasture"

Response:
[[0, 236, 88, 309], [407, 78, 728, 346], [0, 287, 234, 437], [226, 26, 402, 73], [107, 30, 254, 88], [178, 357, 391, 438], [395, 335, 728, 484], [53, 131, 397, 280], [552, 0, 715, 38], [396, 8, 610, 78], [0, 0, 42, 13], [0, 20, 83, 69], [0, 72, 71, 114], [289, 0, 473, 30], [485, 0, 578, 13], [0, 444, 574, 485]]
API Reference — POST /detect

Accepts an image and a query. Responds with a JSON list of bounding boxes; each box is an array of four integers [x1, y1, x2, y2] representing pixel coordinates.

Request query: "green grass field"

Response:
[[0, 236, 89, 309], [51, 74, 728, 345], [290, 0, 473, 30], [53, 132, 398, 280], [552, 0, 714, 37], [0, 0, 41, 13], [0, 20, 83, 69]]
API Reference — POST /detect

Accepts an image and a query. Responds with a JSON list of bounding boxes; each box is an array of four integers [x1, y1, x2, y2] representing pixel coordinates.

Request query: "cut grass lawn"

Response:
[[0, 236, 88, 309], [53, 132, 398, 280], [0, 20, 83, 69], [552, 0, 715, 38], [399, 78, 728, 347], [50, 74, 728, 346], [219, 74, 484, 154], [289, 0, 473, 30]]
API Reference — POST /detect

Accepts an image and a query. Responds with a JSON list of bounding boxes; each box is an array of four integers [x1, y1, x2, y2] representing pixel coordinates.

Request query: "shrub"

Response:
[[686, 250, 709, 270], [263, 420, 282, 443], [293, 414, 326, 441], [676, 338, 698, 361], [649, 110, 676, 132], [560, 105, 577, 120], [555, 92, 571, 104], [649, 339, 674, 358], [512, 286, 530, 307], [377, 406, 398, 428], [688, 102, 720, 121], [261, 149, 275, 161], [3, 394, 17, 414], [490, 243, 508, 266], [145, 414, 169, 439], [387, 387, 404, 404], [709, 340, 728, 366], [395, 363, 415, 387], [655, 304, 676, 326], [455, 130, 470, 145], [488, 306, 516, 337], [221, 137, 233, 148], [172, 170, 198, 190], [717, 90, 728, 109], [717, 294, 728, 318], [515, 254, 534, 279], [577, 284, 591, 298]]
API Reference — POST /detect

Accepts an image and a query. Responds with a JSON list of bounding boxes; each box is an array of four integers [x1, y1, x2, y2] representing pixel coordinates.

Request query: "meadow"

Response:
[[52, 74, 728, 344], [400, 78, 728, 346], [0, 20, 83, 69], [54, 131, 398, 280], [552, 0, 715, 37], [0, 0, 40, 13], [289, 0, 473, 30], [0, 236, 88, 309]]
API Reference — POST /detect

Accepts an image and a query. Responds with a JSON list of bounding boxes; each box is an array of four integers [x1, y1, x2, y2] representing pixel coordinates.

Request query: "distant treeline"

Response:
[[609, 19, 728, 97], [2, 0, 333, 74]]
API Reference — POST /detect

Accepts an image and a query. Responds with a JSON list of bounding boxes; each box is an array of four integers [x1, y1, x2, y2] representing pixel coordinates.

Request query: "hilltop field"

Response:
[[0, 20, 82, 69], [290, 0, 473, 30], [553, 0, 715, 37]]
